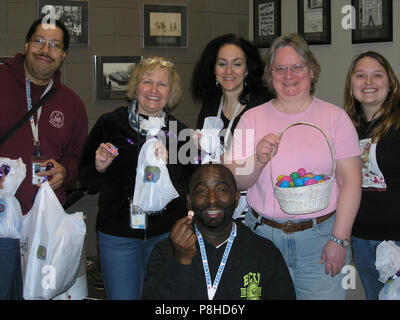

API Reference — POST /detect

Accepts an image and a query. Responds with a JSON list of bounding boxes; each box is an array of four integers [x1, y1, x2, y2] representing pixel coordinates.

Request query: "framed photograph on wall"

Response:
[[141, 4, 188, 48], [297, 0, 331, 45], [37, 0, 89, 45], [94, 56, 142, 100], [0, 57, 12, 64], [351, 0, 392, 43], [253, 0, 281, 48]]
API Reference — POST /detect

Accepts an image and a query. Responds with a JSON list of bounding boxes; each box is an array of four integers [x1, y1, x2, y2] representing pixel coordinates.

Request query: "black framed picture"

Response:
[[94, 56, 142, 100], [253, 0, 281, 48], [37, 0, 89, 45], [0, 57, 12, 64], [351, 0, 392, 44], [297, 0, 331, 45], [141, 4, 188, 48]]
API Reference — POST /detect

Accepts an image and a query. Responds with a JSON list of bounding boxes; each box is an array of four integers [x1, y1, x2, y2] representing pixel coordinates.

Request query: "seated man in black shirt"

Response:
[[142, 164, 295, 300]]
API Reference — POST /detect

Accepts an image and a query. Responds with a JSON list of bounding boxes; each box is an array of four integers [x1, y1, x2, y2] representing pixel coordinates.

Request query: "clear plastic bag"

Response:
[[199, 116, 224, 164], [132, 138, 178, 213]]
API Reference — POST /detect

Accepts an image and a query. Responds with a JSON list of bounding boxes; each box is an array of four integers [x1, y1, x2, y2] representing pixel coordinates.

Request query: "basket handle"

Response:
[[269, 121, 336, 187]]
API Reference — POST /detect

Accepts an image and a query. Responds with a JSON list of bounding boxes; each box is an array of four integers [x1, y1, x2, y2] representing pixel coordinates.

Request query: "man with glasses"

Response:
[[0, 19, 88, 299]]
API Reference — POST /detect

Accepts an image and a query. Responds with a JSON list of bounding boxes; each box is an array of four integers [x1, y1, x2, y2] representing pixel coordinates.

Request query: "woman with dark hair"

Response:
[[344, 51, 400, 300], [192, 33, 272, 144], [191, 34, 272, 220]]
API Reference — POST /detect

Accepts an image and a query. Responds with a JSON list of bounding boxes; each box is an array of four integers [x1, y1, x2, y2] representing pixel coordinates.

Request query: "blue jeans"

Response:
[[97, 231, 168, 300], [245, 209, 349, 300], [352, 236, 400, 300], [0, 238, 23, 300]]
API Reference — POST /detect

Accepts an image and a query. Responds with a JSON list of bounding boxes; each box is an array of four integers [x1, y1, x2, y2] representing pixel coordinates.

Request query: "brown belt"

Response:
[[251, 209, 335, 234]]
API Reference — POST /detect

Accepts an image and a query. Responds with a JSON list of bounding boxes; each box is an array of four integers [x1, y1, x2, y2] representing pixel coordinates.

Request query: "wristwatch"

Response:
[[330, 235, 351, 248]]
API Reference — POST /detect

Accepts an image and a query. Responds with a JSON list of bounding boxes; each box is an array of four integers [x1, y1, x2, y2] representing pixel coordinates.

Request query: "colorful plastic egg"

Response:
[[290, 172, 300, 180], [302, 177, 310, 184], [277, 175, 286, 182], [305, 178, 317, 186], [304, 174, 314, 178], [294, 178, 304, 187], [323, 176, 330, 181], [297, 168, 306, 177], [280, 181, 290, 188], [314, 175, 322, 181], [280, 175, 292, 182]]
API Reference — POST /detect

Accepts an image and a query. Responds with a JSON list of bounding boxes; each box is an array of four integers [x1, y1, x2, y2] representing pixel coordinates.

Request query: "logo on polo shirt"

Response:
[[49, 110, 64, 128], [240, 272, 262, 300]]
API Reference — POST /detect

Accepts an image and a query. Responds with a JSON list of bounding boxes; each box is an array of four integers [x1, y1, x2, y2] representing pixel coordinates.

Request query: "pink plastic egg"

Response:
[[280, 175, 292, 182], [297, 168, 306, 177], [305, 178, 317, 186]]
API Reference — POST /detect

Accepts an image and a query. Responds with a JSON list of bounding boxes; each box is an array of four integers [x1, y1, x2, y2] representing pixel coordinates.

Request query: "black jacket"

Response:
[[79, 106, 195, 239], [142, 222, 296, 300]]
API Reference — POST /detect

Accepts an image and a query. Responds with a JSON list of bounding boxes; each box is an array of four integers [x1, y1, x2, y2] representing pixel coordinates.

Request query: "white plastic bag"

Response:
[[379, 274, 400, 300], [199, 116, 224, 164], [132, 137, 178, 212], [376, 241, 400, 283], [0, 157, 26, 239], [20, 182, 86, 300]]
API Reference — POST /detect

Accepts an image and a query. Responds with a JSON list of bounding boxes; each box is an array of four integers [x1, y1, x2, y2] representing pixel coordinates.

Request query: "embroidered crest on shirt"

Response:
[[240, 272, 262, 300], [360, 138, 386, 190], [49, 110, 64, 128]]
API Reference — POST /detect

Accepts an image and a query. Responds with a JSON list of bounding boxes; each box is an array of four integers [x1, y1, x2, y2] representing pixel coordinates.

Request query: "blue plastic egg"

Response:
[[294, 178, 304, 187], [280, 181, 290, 188]]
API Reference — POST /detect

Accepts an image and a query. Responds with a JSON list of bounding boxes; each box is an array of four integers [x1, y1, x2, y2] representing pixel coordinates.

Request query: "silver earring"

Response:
[[216, 79, 219, 87]]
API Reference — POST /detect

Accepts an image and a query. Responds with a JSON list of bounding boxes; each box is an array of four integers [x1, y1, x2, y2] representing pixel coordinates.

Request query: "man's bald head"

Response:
[[188, 164, 237, 195]]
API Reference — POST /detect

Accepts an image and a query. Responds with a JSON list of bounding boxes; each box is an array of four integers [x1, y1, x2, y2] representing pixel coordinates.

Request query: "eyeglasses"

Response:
[[271, 64, 306, 76], [29, 38, 64, 53], [140, 57, 174, 69]]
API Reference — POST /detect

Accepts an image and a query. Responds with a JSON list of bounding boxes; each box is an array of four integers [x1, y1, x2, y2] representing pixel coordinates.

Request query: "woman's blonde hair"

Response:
[[126, 56, 182, 108], [344, 51, 400, 142], [263, 33, 321, 95]]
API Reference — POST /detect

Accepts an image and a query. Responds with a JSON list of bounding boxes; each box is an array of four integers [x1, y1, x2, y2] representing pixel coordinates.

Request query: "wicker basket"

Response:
[[270, 121, 335, 215]]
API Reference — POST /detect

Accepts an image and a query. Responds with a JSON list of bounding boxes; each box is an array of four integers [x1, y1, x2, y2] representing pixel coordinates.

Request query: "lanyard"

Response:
[[195, 222, 237, 300], [216, 97, 242, 150], [25, 77, 54, 154]]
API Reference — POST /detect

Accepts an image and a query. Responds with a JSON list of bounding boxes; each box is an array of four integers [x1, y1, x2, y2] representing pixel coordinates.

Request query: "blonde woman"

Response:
[[79, 57, 194, 299]]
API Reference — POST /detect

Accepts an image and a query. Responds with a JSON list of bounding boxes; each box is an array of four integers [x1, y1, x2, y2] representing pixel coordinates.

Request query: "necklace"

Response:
[[195, 222, 236, 300]]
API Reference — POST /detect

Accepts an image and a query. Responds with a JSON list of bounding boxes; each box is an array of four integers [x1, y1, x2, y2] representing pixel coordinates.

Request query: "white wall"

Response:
[[250, 0, 400, 108]]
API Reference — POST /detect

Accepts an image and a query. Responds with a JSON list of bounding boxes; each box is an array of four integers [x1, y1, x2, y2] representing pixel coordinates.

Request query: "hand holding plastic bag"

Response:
[[132, 137, 178, 213], [0, 157, 26, 239], [20, 182, 86, 300], [199, 116, 224, 164]]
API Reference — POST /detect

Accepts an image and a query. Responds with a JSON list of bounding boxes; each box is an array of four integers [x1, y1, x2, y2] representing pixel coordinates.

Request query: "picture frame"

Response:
[[37, 0, 89, 45], [351, 0, 392, 44], [94, 56, 142, 100], [141, 4, 188, 48], [0, 57, 12, 64], [253, 0, 281, 48], [297, 0, 331, 45]]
